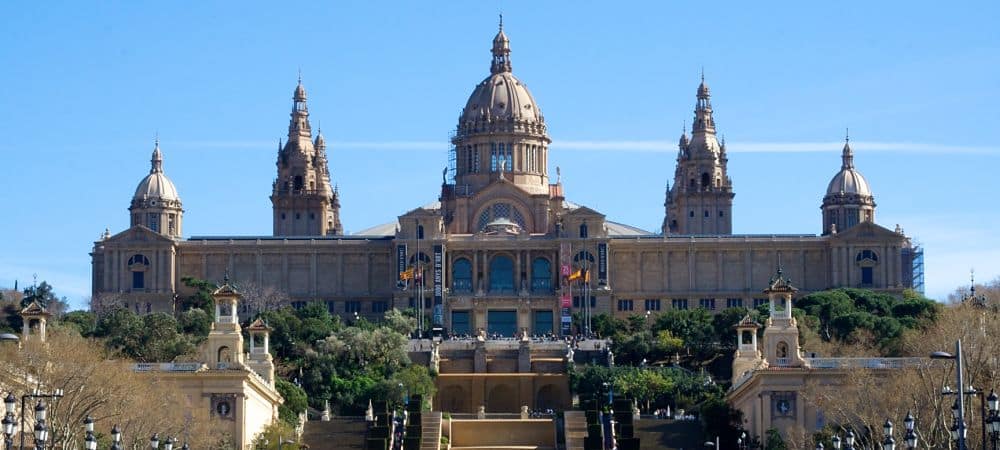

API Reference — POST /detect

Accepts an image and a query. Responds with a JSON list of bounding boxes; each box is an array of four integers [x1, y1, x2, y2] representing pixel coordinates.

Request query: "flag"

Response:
[[399, 267, 415, 281], [568, 269, 590, 283]]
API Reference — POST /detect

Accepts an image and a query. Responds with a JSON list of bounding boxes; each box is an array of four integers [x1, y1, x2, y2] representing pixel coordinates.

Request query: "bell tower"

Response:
[[761, 268, 804, 368], [731, 314, 762, 384], [663, 76, 734, 235], [203, 276, 245, 369], [271, 78, 343, 236]]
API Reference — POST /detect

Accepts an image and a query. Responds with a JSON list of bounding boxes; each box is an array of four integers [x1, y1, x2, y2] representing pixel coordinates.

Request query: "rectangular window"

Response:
[[345, 301, 362, 313], [753, 298, 769, 308], [671, 299, 688, 310], [291, 301, 306, 310], [699, 298, 716, 310], [148, 213, 159, 232], [644, 299, 661, 311], [617, 299, 634, 311], [451, 311, 470, 335], [168, 214, 176, 234], [533, 310, 553, 335], [473, 145, 480, 173], [132, 271, 144, 289], [326, 301, 336, 313], [372, 301, 389, 313], [490, 143, 499, 172], [726, 298, 744, 308]]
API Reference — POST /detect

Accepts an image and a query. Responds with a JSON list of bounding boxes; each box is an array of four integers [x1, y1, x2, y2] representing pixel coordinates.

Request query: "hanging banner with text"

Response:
[[560, 242, 573, 335], [396, 244, 407, 290], [597, 242, 608, 283], [432, 244, 444, 326]]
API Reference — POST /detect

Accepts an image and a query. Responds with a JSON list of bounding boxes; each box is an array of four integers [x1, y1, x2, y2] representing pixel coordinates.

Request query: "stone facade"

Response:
[[91, 21, 921, 336]]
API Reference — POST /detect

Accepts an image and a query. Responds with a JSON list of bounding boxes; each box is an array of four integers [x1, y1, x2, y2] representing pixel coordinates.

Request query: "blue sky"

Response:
[[1, 1, 998, 309]]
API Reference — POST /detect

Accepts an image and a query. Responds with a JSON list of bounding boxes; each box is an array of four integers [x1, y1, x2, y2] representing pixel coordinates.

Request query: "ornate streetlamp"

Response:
[[880, 419, 896, 450], [903, 411, 918, 450], [83, 416, 97, 450], [987, 390, 999, 450], [110, 424, 122, 450]]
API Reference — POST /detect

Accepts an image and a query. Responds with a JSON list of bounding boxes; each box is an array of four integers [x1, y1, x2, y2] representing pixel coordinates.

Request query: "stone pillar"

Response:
[[518, 337, 531, 373], [474, 338, 487, 373]]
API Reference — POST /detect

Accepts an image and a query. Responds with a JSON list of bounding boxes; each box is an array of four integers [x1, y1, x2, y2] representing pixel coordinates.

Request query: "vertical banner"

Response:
[[559, 242, 573, 335], [432, 244, 444, 326], [396, 244, 407, 290], [597, 242, 608, 283]]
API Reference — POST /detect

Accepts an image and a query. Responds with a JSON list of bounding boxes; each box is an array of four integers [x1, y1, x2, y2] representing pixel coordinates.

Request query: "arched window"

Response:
[[573, 251, 595, 265], [531, 258, 552, 292], [477, 203, 526, 231], [579, 223, 588, 238], [776, 341, 789, 359], [410, 252, 431, 286], [489, 255, 515, 293], [856, 250, 879, 286], [701, 173, 710, 188], [294, 175, 304, 191], [452, 258, 472, 293]]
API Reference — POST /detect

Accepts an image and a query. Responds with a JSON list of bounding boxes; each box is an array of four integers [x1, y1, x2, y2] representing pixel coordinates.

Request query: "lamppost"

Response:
[[987, 390, 1000, 450], [151, 432, 160, 450], [831, 430, 855, 450], [33, 418, 47, 450], [931, 340, 968, 450], [882, 419, 896, 450], [903, 411, 918, 450], [16, 389, 63, 450], [815, 443, 824, 450], [110, 424, 122, 450], [737, 430, 747, 450], [3, 394, 15, 450], [83, 417, 96, 450]]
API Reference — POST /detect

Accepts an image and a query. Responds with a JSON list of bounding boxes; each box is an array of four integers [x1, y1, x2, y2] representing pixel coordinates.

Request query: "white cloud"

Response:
[[169, 139, 1000, 154]]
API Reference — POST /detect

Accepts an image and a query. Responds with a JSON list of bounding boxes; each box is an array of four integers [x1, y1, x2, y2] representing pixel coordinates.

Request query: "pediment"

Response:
[[564, 204, 605, 219], [103, 225, 176, 244], [472, 180, 537, 204], [829, 221, 903, 242]]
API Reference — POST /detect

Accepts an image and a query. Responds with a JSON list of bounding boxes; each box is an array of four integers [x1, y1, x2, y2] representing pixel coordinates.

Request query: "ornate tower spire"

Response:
[[150, 138, 163, 174], [289, 77, 311, 139], [271, 78, 342, 236], [490, 15, 512, 74], [663, 75, 734, 235], [841, 130, 854, 169]]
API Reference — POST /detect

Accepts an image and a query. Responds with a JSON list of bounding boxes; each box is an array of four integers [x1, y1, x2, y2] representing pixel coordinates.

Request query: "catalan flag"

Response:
[[399, 267, 415, 281], [568, 269, 590, 282]]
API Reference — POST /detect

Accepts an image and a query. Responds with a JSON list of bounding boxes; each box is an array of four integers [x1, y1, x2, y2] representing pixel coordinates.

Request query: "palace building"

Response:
[[91, 21, 923, 337]]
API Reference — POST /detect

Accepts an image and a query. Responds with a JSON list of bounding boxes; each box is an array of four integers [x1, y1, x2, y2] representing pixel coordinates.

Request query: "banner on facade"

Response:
[[432, 244, 444, 325], [561, 293, 571, 308], [597, 242, 608, 282], [559, 242, 573, 335], [396, 244, 407, 290]]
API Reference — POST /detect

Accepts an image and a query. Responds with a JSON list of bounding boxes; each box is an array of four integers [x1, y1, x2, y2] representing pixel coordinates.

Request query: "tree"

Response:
[[275, 379, 308, 425], [764, 428, 787, 450], [0, 330, 217, 449], [800, 302, 999, 449], [249, 421, 299, 450], [20, 280, 69, 316], [61, 310, 97, 336]]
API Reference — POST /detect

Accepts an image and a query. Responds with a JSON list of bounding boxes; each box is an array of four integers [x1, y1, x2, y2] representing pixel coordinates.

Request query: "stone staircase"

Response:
[[301, 417, 368, 450], [420, 412, 442, 450], [562, 411, 587, 450]]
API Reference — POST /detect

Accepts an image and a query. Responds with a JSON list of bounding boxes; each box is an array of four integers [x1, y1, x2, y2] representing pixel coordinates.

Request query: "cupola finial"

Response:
[[490, 16, 512, 74], [841, 130, 854, 170], [150, 137, 164, 174]]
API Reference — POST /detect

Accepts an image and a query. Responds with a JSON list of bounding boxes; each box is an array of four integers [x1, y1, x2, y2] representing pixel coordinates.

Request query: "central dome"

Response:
[[461, 72, 542, 124]]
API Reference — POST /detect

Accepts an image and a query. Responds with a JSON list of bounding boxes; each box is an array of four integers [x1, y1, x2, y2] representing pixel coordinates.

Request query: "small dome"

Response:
[[825, 142, 872, 197], [133, 142, 181, 203], [294, 82, 307, 100], [461, 72, 543, 124], [825, 168, 872, 197]]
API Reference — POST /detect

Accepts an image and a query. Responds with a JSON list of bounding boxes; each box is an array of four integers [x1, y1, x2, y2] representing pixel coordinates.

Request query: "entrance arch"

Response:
[[536, 384, 561, 411], [440, 385, 468, 413]]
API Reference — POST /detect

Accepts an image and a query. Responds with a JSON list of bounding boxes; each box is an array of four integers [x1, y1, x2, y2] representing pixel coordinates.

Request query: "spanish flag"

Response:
[[568, 269, 590, 282]]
